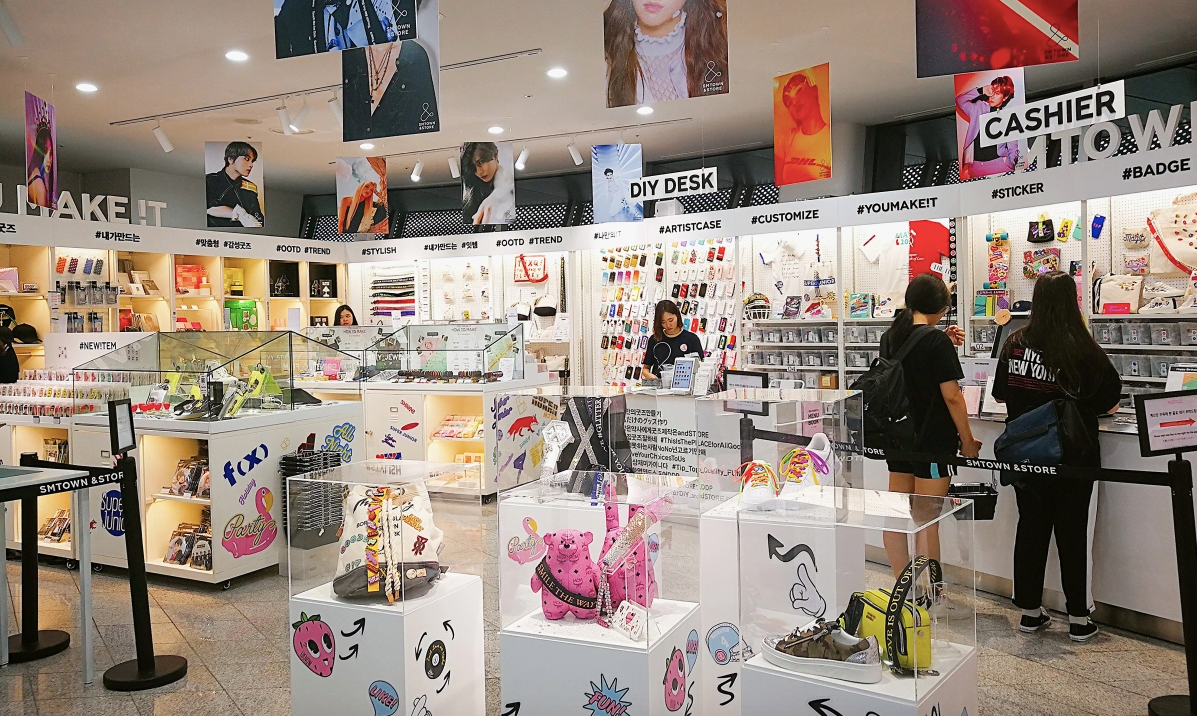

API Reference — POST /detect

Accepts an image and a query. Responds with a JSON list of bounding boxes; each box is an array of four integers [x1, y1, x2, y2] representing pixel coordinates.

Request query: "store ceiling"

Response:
[[0, 0, 1194, 196]]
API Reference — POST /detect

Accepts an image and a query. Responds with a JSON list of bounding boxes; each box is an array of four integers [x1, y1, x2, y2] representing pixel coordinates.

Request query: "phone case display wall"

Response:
[[54, 246, 119, 334], [694, 388, 864, 713], [0, 244, 53, 371], [499, 471, 701, 716], [737, 489, 976, 716], [287, 461, 485, 716], [591, 242, 666, 387]]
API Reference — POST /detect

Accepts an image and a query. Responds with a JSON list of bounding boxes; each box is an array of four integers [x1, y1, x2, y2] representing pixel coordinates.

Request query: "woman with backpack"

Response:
[[878, 274, 979, 603], [992, 271, 1122, 642]]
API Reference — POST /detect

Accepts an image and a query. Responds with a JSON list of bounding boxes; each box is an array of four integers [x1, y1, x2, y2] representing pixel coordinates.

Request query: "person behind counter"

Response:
[[641, 300, 702, 380], [334, 305, 359, 326], [879, 273, 978, 618], [0, 327, 19, 384], [992, 270, 1121, 643]]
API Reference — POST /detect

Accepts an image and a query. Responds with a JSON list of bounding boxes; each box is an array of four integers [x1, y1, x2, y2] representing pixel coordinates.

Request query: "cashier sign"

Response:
[[1136, 389, 1197, 457]]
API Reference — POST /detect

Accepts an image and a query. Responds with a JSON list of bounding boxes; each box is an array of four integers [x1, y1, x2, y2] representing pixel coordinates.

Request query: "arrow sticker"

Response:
[[338, 644, 360, 660], [436, 671, 450, 694], [341, 618, 366, 637], [415, 632, 427, 660], [443, 620, 455, 639], [501, 703, 521, 716]]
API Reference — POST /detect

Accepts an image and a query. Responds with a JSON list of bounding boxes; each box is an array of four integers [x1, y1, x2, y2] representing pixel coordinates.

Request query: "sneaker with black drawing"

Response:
[[1069, 618, 1099, 642], [1140, 296, 1178, 314], [762, 619, 882, 684], [1019, 610, 1052, 633]]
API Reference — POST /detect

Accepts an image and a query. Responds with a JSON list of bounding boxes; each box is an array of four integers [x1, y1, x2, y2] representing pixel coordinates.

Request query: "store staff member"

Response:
[[206, 142, 264, 228], [641, 300, 702, 380], [0, 328, 18, 384]]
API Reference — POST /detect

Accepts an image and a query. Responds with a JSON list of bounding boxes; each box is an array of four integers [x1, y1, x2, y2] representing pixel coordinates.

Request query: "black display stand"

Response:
[[7, 491, 70, 662]]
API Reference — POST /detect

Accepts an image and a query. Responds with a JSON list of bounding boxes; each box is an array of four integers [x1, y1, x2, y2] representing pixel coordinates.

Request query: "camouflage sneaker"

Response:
[[762, 619, 882, 684]]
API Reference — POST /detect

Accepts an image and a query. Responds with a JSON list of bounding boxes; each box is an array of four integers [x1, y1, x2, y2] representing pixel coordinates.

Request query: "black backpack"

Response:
[[848, 326, 936, 453]]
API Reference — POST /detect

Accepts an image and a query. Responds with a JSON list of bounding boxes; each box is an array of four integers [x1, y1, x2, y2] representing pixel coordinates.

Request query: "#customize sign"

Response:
[[460, 142, 516, 226], [592, 144, 644, 224], [24, 92, 57, 210], [337, 157, 389, 234], [204, 141, 265, 229], [916, 0, 1079, 78], [954, 68, 1026, 180], [274, 0, 418, 58], [772, 63, 832, 187], [602, 0, 730, 108], [342, 0, 440, 141]]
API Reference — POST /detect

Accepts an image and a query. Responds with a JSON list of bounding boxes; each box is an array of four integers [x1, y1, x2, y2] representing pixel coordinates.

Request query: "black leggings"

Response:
[[1012, 479, 1095, 618]]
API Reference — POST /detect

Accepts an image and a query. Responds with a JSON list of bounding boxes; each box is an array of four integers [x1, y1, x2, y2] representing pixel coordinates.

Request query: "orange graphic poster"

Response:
[[773, 63, 832, 187]]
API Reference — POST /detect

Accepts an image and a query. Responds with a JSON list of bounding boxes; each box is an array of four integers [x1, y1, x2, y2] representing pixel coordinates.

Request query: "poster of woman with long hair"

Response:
[[24, 92, 57, 210], [337, 157, 389, 234], [603, 0, 729, 108], [460, 142, 516, 226], [954, 68, 1025, 180], [773, 64, 832, 187]]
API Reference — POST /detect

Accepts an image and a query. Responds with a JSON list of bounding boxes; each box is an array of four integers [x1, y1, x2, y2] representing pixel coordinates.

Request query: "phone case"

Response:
[[719, 317, 728, 332], [633, 366, 642, 380], [601, 335, 610, 349], [68, 257, 79, 274], [653, 268, 662, 282], [690, 283, 699, 298], [633, 270, 641, 283], [616, 303, 624, 317], [616, 287, 624, 301], [689, 250, 697, 264], [639, 335, 648, 350], [718, 335, 728, 349], [727, 335, 737, 351], [82, 258, 94, 275], [656, 252, 664, 266], [609, 304, 617, 318], [93, 259, 104, 275], [671, 251, 680, 265], [1092, 215, 1107, 239], [699, 283, 708, 298], [639, 254, 647, 267], [55, 256, 67, 274], [672, 284, 681, 299], [679, 284, 689, 299], [707, 248, 716, 262], [717, 246, 726, 261], [700, 317, 708, 332]]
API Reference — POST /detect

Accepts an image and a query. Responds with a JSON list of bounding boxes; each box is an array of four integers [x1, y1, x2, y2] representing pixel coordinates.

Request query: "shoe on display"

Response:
[[1139, 296, 1177, 314], [762, 619, 882, 684], [1019, 610, 1052, 633], [738, 460, 780, 509], [1144, 282, 1184, 299], [777, 434, 837, 498], [927, 592, 972, 621], [1178, 295, 1197, 315], [1069, 619, 1099, 642]]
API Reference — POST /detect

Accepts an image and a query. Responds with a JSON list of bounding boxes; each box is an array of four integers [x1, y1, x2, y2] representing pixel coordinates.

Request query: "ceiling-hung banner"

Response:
[[460, 142, 517, 226], [954, 67, 1026, 181], [773, 63, 833, 187], [916, 0, 1079, 78], [593, 144, 645, 224], [337, 157, 389, 234], [24, 92, 57, 211], [204, 141, 265, 229], [274, 0, 417, 58], [342, 0, 440, 140], [602, 0, 730, 108]]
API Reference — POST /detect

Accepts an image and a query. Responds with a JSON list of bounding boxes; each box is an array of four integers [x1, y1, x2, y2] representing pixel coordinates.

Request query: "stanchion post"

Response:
[[740, 415, 754, 465], [1150, 457, 1197, 716], [8, 453, 70, 663]]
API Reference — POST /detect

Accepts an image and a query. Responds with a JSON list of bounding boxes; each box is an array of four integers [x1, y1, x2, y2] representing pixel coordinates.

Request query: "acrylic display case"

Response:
[[287, 460, 485, 716], [71, 331, 363, 420], [498, 470, 702, 716], [363, 322, 524, 384], [737, 487, 976, 716]]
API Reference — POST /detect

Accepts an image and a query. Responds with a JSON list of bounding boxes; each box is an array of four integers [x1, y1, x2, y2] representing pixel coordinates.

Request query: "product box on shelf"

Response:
[[287, 460, 485, 716], [737, 488, 976, 716], [499, 470, 701, 716]]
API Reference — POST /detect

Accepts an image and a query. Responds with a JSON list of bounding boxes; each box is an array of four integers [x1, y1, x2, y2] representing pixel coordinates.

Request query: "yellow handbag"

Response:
[[838, 556, 939, 673]]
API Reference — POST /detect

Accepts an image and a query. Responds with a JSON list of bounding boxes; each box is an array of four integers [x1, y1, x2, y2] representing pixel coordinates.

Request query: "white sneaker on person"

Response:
[[1140, 296, 1178, 314]]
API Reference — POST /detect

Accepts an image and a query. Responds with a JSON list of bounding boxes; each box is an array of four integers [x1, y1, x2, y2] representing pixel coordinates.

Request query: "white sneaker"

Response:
[[1144, 282, 1184, 299], [1178, 295, 1197, 315], [1140, 296, 1178, 314], [928, 593, 973, 621], [739, 461, 780, 509], [778, 434, 838, 498]]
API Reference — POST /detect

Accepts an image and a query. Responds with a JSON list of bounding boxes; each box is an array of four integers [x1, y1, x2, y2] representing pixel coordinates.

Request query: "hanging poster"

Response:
[[204, 141, 265, 228], [24, 91, 57, 211], [592, 144, 644, 224], [274, 0, 418, 59], [954, 68, 1026, 180], [341, 0, 440, 141], [337, 157, 389, 234], [602, 0, 730, 108], [772, 63, 833, 187], [460, 142, 516, 226], [916, 0, 1079, 78]]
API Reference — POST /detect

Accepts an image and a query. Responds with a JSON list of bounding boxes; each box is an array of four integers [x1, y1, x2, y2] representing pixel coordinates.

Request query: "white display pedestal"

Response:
[[742, 644, 977, 716], [501, 600, 701, 716], [290, 573, 485, 716]]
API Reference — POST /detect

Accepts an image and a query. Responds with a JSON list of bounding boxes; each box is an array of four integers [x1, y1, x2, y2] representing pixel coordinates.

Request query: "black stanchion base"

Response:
[[1149, 695, 1194, 716], [7, 630, 70, 662], [103, 655, 188, 692]]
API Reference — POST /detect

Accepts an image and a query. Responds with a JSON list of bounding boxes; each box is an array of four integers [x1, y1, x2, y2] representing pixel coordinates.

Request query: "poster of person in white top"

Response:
[[603, 0, 730, 108], [592, 144, 644, 224]]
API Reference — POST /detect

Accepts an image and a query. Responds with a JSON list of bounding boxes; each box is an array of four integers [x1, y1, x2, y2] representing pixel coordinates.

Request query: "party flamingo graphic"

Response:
[[222, 487, 279, 558], [507, 517, 547, 565]]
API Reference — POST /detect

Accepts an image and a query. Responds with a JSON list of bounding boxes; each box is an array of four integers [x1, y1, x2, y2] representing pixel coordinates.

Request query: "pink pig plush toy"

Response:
[[531, 530, 600, 620]]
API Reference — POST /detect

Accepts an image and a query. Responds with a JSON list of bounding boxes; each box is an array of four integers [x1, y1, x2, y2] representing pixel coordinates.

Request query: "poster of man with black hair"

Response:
[[205, 141, 265, 228]]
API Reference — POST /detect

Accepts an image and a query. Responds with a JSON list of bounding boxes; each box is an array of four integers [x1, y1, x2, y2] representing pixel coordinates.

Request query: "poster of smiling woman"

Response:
[[603, 0, 730, 108]]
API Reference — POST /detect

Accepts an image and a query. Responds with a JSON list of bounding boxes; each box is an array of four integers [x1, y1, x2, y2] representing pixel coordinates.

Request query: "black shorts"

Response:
[[886, 461, 957, 480]]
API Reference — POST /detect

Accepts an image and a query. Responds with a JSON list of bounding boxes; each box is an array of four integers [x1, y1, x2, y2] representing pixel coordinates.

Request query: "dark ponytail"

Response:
[[886, 273, 952, 349]]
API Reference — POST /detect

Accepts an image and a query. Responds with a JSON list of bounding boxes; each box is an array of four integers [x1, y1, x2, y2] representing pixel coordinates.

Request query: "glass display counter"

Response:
[[498, 470, 701, 715], [287, 460, 484, 716], [362, 322, 524, 384]]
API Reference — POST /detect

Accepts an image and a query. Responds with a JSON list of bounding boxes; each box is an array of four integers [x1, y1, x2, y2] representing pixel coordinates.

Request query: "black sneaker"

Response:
[[1069, 620, 1099, 642], [1019, 611, 1052, 633]]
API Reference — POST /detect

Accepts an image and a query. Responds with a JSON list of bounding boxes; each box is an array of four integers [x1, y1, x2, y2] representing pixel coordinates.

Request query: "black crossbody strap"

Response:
[[884, 556, 943, 674]]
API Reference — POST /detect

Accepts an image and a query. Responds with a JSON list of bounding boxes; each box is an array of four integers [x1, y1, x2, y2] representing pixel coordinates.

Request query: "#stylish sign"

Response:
[[629, 167, 718, 202]]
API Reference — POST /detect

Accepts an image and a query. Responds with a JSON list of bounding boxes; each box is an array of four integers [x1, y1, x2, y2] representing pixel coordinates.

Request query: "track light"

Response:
[[153, 123, 174, 153], [568, 142, 583, 166], [0, 1, 23, 47], [448, 155, 461, 179], [411, 160, 423, 182], [276, 104, 294, 135], [328, 94, 343, 128], [515, 147, 529, 171], [289, 99, 312, 132]]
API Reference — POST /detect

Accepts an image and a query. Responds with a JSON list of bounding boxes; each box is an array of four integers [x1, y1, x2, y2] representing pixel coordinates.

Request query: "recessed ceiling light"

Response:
[[636, 105, 654, 116], [359, 142, 375, 150], [225, 50, 249, 62], [547, 67, 568, 79], [488, 126, 504, 135], [75, 82, 97, 93]]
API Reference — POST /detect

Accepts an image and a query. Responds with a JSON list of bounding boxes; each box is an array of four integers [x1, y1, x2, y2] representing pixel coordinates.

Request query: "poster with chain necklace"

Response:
[[274, 0, 417, 58]]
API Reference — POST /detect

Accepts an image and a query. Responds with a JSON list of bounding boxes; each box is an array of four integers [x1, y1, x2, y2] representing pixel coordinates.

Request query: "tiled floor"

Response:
[[1, 557, 1189, 716]]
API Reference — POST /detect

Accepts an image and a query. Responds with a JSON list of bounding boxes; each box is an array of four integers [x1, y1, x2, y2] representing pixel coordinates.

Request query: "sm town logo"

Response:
[[223, 443, 268, 486]]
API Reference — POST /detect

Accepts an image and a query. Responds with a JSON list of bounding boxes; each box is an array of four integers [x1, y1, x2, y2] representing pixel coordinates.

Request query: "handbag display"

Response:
[[1027, 215, 1055, 244], [1148, 193, 1197, 276], [839, 556, 940, 673], [333, 483, 445, 604]]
